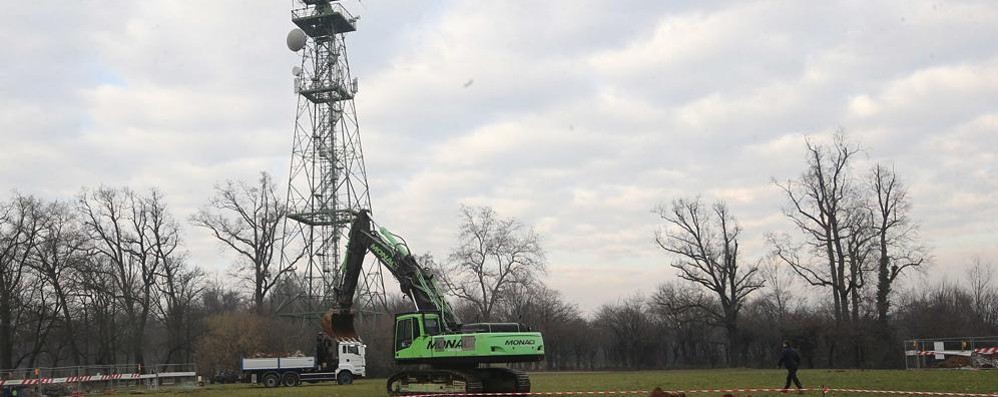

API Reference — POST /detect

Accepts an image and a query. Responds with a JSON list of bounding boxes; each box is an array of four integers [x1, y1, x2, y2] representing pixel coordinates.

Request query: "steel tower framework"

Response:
[[279, 0, 387, 318]]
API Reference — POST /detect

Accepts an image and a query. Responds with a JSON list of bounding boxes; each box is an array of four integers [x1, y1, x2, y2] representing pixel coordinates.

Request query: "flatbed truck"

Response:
[[241, 338, 366, 387]]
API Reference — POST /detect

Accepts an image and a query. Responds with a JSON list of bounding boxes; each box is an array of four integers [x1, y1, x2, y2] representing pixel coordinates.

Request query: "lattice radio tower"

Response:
[[278, 0, 387, 318]]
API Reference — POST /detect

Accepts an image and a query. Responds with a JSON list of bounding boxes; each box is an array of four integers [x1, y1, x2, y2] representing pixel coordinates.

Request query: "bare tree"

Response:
[[870, 164, 924, 324], [19, 276, 60, 368], [191, 172, 294, 314], [79, 187, 136, 363], [141, 187, 207, 363], [771, 133, 887, 367], [757, 257, 799, 324], [201, 278, 245, 314], [77, 257, 121, 364], [441, 205, 545, 322], [650, 282, 719, 367], [771, 133, 865, 326], [79, 187, 177, 365], [0, 194, 45, 369], [654, 197, 762, 365], [154, 256, 205, 364], [594, 295, 657, 369], [28, 200, 88, 365], [966, 258, 996, 332]]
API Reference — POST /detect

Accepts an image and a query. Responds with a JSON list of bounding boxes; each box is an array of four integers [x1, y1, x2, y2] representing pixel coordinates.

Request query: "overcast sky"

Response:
[[2, 1, 997, 311]]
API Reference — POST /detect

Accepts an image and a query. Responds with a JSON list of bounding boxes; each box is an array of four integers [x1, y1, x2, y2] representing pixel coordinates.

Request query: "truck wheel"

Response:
[[262, 373, 280, 388], [337, 371, 353, 385], [282, 372, 300, 387]]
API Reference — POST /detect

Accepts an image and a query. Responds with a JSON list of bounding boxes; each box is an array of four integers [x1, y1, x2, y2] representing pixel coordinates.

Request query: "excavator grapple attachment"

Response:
[[322, 309, 359, 341]]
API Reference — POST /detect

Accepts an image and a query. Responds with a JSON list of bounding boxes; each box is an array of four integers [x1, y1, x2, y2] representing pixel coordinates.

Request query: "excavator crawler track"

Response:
[[386, 369, 484, 396], [474, 367, 531, 394], [386, 368, 531, 396]]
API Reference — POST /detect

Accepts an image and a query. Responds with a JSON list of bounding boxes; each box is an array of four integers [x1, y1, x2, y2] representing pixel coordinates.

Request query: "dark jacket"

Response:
[[778, 346, 801, 369]]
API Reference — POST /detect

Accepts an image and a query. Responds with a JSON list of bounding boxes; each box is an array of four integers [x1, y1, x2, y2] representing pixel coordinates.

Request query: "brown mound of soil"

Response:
[[936, 355, 971, 368]]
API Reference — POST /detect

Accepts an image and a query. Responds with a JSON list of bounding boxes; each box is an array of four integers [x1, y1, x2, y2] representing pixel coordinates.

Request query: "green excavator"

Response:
[[321, 210, 544, 395]]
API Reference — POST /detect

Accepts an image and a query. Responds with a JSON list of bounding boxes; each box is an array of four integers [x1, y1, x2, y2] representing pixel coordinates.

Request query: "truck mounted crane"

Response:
[[322, 210, 544, 395]]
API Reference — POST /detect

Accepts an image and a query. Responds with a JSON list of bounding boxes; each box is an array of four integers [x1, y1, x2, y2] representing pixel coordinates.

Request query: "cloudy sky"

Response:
[[2, 1, 996, 311]]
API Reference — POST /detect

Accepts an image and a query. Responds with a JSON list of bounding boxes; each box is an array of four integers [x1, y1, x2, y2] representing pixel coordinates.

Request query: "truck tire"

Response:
[[337, 370, 353, 385], [282, 372, 301, 387], [262, 372, 280, 388]]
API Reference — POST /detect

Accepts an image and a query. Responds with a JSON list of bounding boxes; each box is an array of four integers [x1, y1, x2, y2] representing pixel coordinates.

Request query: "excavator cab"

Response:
[[394, 312, 443, 359]]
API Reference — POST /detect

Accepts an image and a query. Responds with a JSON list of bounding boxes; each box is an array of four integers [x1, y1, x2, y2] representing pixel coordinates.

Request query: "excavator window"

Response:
[[424, 318, 440, 336], [396, 318, 414, 350]]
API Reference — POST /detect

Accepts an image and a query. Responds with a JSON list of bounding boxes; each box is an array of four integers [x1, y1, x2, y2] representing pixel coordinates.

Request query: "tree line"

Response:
[[0, 187, 209, 369], [2, 134, 997, 376]]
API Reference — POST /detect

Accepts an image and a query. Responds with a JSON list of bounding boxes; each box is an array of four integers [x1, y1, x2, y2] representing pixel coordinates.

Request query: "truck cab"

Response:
[[334, 340, 367, 379]]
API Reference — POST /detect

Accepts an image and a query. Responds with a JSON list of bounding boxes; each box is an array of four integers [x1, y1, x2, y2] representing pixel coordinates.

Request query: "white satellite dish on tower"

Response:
[[287, 28, 307, 52], [292, 66, 303, 76]]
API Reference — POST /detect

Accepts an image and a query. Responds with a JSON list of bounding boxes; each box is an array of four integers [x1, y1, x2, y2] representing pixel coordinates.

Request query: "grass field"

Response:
[[140, 369, 998, 397]]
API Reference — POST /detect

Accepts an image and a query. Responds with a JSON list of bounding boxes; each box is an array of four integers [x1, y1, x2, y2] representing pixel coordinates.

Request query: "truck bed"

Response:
[[242, 356, 315, 371]]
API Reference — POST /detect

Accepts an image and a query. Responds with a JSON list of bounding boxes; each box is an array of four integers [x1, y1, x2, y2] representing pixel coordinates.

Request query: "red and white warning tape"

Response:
[[915, 348, 997, 356], [397, 387, 998, 397], [827, 389, 998, 397], [11, 378, 54, 385], [0, 373, 149, 387]]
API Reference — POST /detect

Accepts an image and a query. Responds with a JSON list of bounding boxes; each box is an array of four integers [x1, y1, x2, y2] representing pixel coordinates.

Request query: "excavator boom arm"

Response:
[[322, 210, 458, 340]]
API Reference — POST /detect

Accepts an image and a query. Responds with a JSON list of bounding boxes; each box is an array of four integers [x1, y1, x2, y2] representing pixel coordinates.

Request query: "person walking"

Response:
[[777, 340, 803, 392]]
